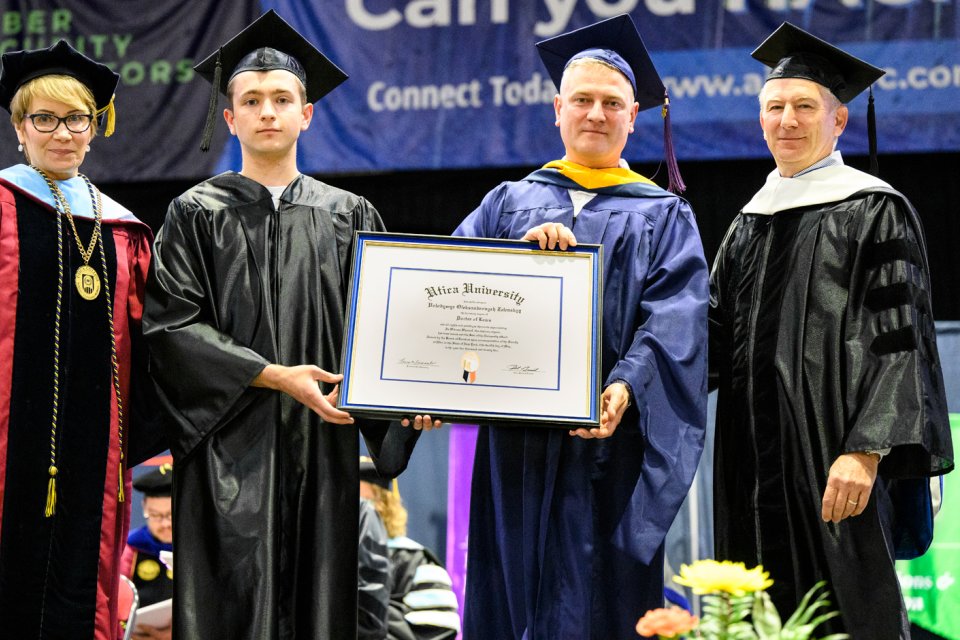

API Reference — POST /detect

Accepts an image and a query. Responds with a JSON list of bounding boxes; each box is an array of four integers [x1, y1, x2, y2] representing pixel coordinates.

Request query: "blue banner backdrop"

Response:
[[1, 2, 957, 182]]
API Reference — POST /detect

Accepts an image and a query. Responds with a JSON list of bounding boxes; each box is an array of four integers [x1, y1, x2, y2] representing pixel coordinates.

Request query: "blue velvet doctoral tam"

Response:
[[454, 169, 708, 639]]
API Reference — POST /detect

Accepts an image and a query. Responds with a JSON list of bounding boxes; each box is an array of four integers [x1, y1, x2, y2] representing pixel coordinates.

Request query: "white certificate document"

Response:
[[380, 268, 560, 389], [340, 233, 602, 427], [135, 598, 172, 628]]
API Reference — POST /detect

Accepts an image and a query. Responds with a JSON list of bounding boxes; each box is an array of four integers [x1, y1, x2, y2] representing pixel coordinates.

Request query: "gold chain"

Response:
[[43, 170, 66, 517], [33, 166, 126, 516], [33, 166, 102, 266]]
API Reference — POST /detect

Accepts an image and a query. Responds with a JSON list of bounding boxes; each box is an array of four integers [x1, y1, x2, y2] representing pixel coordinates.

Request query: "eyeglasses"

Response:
[[25, 113, 94, 133], [144, 511, 173, 523]]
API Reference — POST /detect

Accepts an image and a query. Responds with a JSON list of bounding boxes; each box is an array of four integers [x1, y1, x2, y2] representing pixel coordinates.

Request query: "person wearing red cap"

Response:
[[709, 22, 953, 639], [442, 14, 708, 639]]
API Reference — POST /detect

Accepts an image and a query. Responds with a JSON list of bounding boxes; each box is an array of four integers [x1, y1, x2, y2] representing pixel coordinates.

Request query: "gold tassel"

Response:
[[118, 461, 125, 503], [97, 96, 116, 137], [391, 478, 400, 499], [45, 466, 58, 517]]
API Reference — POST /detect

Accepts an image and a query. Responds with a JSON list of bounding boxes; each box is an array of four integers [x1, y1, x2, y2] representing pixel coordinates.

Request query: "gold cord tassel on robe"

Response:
[[97, 96, 116, 137], [45, 466, 58, 517], [118, 461, 125, 503]]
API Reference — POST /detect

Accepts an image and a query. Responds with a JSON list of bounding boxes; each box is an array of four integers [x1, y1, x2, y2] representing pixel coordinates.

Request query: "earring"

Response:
[[17, 144, 23, 152], [85, 145, 91, 152]]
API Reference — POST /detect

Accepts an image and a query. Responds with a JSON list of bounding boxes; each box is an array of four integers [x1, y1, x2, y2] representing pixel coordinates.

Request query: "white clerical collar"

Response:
[[742, 152, 892, 215]]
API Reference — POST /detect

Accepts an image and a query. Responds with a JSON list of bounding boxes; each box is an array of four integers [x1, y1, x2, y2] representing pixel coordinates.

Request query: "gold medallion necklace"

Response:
[[33, 166, 103, 300], [32, 165, 126, 516]]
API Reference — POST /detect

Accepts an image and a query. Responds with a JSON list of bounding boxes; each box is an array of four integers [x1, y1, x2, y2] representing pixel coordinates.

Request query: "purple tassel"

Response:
[[867, 86, 879, 177], [662, 90, 686, 194]]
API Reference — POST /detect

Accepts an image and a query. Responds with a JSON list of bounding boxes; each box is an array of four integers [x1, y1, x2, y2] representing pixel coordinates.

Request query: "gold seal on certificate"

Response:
[[339, 232, 603, 428], [461, 352, 480, 383]]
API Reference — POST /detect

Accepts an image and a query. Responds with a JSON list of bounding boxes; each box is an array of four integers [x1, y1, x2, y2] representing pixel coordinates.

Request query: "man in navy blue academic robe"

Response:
[[456, 169, 707, 639], [450, 16, 708, 638]]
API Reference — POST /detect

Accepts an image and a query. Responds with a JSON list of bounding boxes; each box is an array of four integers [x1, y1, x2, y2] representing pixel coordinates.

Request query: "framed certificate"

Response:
[[339, 232, 602, 428]]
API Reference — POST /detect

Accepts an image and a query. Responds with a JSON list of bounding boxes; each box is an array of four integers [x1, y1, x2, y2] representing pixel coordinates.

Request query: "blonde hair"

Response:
[[10, 74, 98, 136], [368, 483, 408, 539]]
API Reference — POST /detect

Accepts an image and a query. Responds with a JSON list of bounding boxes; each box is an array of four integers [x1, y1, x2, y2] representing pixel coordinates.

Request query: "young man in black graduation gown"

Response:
[[709, 23, 953, 639], [143, 11, 420, 640]]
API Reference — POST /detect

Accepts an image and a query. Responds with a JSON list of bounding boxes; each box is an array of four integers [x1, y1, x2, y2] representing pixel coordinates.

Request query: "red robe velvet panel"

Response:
[[0, 179, 154, 640]]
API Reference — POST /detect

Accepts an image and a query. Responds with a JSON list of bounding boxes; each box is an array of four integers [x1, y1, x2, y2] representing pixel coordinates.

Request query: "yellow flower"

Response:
[[673, 559, 774, 596], [635, 606, 699, 638]]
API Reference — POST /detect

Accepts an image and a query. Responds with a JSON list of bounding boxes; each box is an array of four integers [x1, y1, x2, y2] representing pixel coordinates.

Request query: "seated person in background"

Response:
[[359, 496, 391, 640], [120, 460, 173, 640], [361, 458, 460, 640]]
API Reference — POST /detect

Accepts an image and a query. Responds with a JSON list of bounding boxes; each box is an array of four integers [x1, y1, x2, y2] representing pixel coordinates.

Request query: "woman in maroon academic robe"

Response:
[[0, 41, 162, 639]]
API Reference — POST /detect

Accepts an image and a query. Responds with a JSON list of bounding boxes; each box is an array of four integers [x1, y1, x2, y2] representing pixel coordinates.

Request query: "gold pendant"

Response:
[[75, 264, 101, 300]]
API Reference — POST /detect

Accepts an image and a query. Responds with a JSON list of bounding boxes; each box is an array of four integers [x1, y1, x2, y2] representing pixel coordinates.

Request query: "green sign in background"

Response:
[[897, 414, 960, 639]]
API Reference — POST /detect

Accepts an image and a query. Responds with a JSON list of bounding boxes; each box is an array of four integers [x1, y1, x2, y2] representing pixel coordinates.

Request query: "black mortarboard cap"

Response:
[[133, 462, 173, 497], [193, 10, 348, 151], [0, 40, 119, 135], [535, 14, 685, 193], [751, 22, 884, 104], [536, 14, 664, 112], [359, 456, 392, 489], [195, 10, 347, 103], [753, 22, 886, 175]]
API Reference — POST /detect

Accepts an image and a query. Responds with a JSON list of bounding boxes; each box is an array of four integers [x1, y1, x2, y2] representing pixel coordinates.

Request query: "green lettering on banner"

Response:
[[1, 10, 72, 36], [26, 10, 45, 34], [119, 60, 145, 85], [150, 60, 172, 84], [897, 413, 960, 639], [2, 12, 21, 35], [0, 13, 192, 87], [175, 59, 195, 83], [51, 9, 71, 33]]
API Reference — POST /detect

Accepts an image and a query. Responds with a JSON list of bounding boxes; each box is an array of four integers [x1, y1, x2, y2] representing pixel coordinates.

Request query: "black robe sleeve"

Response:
[[144, 196, 271, 457], [707, 215, 742, 394], [842, 190, 953, 477]]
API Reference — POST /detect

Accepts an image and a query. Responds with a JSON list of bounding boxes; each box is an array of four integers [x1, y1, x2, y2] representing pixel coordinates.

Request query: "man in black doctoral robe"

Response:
[[143, 11, 418, 639], [709, 23, 953, 639]]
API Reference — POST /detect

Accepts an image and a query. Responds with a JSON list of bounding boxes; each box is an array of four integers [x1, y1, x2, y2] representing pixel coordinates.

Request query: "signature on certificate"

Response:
[[398, 358, 438, 369], [505, 364, 540, 375]]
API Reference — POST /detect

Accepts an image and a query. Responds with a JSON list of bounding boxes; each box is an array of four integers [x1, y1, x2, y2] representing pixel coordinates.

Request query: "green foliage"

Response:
[[697, 593, 757, 640], [688, 582, 849, 640]]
